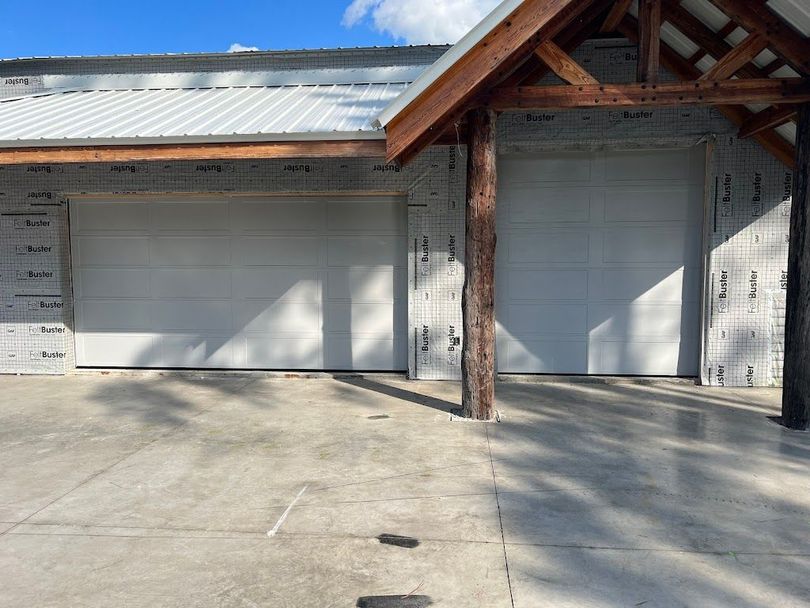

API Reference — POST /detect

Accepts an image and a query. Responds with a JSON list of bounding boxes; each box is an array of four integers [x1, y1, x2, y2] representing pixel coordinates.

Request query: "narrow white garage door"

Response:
[[496, 147, 705, 376], [70, 195, 407, 370]]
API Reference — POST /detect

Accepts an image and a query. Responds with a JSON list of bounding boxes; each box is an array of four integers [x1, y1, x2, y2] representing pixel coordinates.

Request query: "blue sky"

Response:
[[0, 0, 396, 59]]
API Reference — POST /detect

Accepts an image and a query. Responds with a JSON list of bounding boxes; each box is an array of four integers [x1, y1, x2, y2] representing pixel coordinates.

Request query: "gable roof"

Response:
[[377, 0, 810, 167]]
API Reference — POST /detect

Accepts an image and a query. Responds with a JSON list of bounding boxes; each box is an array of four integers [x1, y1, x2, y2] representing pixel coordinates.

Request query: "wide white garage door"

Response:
[[70, 195, 407, 370], [496, 147, 705, 376]]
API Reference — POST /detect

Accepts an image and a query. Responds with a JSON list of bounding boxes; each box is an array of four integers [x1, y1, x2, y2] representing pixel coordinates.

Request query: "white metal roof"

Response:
[[0, 67, 425, 147]]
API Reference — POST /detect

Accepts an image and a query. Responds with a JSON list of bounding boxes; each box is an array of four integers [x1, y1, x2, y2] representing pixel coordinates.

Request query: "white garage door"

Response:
[[70, 195, 407, 371], [496, 147, 705, 376]]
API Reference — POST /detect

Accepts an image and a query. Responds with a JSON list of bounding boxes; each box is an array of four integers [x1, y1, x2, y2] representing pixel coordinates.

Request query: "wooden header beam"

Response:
[[0, 140, 389, 166], [488, 79, 810, 111]]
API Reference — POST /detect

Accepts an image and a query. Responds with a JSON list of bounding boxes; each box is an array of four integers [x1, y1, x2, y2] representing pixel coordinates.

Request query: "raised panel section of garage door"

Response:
[[70, 195, 407, 371], [496, 148, 705, 376]]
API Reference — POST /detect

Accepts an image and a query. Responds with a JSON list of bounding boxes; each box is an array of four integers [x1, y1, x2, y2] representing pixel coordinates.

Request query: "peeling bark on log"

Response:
[[782, 103, 810, 430], [461, 108, 497, 421]]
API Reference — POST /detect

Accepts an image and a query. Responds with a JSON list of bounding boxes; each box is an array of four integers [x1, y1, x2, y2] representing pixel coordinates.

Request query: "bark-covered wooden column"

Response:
[[461, 107, 497, 420], [782, 103, 810, 430]]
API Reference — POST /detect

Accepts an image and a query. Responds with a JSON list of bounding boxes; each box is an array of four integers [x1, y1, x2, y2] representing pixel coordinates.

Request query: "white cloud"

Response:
[[227, 42, 260, 53], [342, 0, 501, 45]]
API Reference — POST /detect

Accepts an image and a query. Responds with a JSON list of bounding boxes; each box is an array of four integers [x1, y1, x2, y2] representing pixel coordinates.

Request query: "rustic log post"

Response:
[[782, 103, 810, 430], [461, 107, 498, 421]]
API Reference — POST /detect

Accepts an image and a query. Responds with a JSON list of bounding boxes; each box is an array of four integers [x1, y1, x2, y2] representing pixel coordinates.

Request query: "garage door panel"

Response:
[[589, 303, 699, 339], [73, 202, 149, 232], [324, 335, 408, 371], [325, 302, 402, 334], [499, 153, 592, 184], [236, 237, 320, 266], [233, 269, 320, 300], [603, 228, 700, 264], [237, 300, 321, 334], [245, 336, 321, 369], [77, 334, 158, 367], [327, 268, 402, 301], [604, 188, 701, 223], [76, 301, 152, 331], [498, 339, 587, 374], [160, 335, 234, 368], [508, 233, 589, 264], [151, 269, 232, 299], [150, 237, 231, 266], [505, 270, 588, 300], [605, 149, 691, 181], [151, 201, 228, 231], [327, 198, 405, 231], [505, 189, 591, 224], [231, 198, 323, 231], [75, 237, 150, 266], [503, 304, 588, 335], [77, 269, 150, 298], [327, 236, 405, 267], [71, 195, 407, 370], [151, 301, 233, 332], [589, 268, 696, 302], [593, 339, 698, 376]]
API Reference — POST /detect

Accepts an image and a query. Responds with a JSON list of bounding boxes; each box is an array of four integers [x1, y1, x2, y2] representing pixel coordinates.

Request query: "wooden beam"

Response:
[[601, 0, 634, 32], [739, 105, 798, 139], [534, 40, 599, 85], [618, 14, 796, 169], [706, 0, 810, 76], [0, 139, 388, 165], [699, 32, 768, 81], [499, 0, 617, 88], [461, 107, 497, 421], [662, 2, 767, 80], [384, 0, 598, 164], [488, 79, 810, 111], [782, 103, 810, 430], [638, 0, 662, 82]]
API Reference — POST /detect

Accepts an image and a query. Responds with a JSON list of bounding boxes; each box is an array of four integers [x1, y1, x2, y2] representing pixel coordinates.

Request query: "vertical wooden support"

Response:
[[638, 0, 661, 82], [782, 103, 810, 430], [462, 108, 498, 421]]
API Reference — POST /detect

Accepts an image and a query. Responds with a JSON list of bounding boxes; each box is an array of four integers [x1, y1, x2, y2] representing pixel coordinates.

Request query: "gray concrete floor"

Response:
[[0, 374, 808, 607]]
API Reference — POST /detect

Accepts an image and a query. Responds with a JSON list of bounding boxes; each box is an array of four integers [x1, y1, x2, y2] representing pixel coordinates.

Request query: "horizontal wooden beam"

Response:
[[534, 40, 599, 85], [488, 79, 810, 111], [0, 139, 389, 165], [739, 105, 798, 139]]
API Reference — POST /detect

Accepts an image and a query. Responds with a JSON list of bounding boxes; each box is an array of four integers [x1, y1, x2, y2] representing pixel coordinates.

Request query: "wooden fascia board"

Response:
[[488, 79, 810, 111], [384, 0, 598, 164], [0, 139, 388, 166]]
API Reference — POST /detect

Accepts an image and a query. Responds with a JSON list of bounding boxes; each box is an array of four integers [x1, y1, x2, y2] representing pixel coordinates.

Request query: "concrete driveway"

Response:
[[0, 374, 808, 607]]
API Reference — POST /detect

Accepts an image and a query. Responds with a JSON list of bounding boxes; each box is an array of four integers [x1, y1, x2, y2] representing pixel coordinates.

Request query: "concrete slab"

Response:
[[0, 533, 512, 608], [0, 374, 808, 607], [506, 544, 810, 608]]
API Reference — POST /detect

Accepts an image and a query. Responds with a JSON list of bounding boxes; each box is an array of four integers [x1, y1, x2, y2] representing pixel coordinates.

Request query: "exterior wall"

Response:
[[0, 40, 794, 385]]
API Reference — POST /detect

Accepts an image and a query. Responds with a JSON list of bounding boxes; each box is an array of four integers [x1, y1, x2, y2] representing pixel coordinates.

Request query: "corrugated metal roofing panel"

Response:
[[0, 82, 410, 146]]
